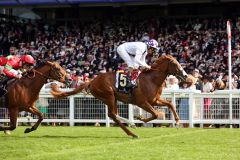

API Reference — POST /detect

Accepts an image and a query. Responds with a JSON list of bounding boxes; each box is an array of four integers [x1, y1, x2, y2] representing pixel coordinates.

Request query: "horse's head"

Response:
[[45, 61, 70, 85], [153, 55, 188, 82]]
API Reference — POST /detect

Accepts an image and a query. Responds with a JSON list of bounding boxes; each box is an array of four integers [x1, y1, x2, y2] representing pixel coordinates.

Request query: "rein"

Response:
[[31, 69, 50, 80], [29, 64, 64, 82]]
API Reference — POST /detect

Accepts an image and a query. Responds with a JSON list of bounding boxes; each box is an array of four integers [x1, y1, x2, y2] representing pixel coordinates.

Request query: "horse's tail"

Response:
[[51, 82, 91, 99]]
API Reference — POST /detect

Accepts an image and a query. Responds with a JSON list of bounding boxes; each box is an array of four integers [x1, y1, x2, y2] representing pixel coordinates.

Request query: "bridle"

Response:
[[27, 63, 64, 82]]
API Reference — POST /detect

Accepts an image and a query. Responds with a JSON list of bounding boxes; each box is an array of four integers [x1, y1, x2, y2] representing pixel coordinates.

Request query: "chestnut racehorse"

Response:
[[0, 61, 68, 134], [51, 55, 188, 138]]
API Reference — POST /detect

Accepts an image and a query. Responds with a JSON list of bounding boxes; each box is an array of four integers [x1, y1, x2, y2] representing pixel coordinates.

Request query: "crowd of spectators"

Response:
[[1, 16, 240, 92]]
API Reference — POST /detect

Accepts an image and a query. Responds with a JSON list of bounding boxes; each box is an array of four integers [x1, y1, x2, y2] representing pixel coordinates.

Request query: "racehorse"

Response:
[[51, 55, 188, 138], [0, 61, 68, 134]]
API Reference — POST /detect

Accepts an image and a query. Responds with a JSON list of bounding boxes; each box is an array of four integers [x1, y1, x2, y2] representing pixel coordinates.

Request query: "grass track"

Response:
[[0, 126, 239, 160]]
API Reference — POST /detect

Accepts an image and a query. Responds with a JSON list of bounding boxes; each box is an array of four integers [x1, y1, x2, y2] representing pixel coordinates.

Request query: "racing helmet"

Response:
[[21, 55, 35, 65], [147, 39, 159, 49]]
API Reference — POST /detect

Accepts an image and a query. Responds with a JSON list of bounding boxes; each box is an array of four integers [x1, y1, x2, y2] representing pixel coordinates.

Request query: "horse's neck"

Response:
[[28, 68, 48, 94], [144, 70, 167, 87]]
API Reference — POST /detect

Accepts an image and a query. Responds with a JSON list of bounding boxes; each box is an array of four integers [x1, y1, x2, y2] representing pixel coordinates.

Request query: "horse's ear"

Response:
[[36, 60, 46, 67]]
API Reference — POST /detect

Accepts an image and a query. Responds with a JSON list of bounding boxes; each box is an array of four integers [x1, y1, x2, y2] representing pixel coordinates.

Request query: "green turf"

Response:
[[0, 126, 239, 160]]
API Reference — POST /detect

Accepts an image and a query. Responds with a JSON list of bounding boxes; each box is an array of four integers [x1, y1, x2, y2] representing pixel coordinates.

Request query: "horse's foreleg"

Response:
[[109, 113, 138, 138], [24, 106, 43, 133], [0, 107, 18, 133], [153, 99, 180, 126], [104, 97, 138, 138], [136, 102, 163, 123]]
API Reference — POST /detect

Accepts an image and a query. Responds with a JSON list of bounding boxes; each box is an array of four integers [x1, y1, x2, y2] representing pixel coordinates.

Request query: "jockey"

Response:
[[3, 54, 35, 79], [0, 54, 35, 96], [117, 39, 159, 88]]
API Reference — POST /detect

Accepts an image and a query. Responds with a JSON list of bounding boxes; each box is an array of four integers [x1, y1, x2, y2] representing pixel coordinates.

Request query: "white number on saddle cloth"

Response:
[[115, 70, 128, 89], [119, 74, 127, 87]]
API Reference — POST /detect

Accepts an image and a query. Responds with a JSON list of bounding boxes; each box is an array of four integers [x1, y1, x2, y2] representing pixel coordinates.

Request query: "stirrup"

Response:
[[132, 81, 137, 88], [126, 80, 137, 89]]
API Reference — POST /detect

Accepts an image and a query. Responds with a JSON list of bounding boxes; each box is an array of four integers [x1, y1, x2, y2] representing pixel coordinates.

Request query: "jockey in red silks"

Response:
[[116, 39, 159, 88], [0, 54, 35, 96], [2, 54, 35, 79]]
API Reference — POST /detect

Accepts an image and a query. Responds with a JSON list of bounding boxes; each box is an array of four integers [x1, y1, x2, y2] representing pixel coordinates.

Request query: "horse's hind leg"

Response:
[[24, 105, 43, 133], [0, 107, 18, 133]]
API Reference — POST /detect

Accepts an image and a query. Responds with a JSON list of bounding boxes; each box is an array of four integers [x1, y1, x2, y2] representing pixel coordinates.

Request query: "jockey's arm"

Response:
[[134, 50, 149, 67], [3, 66, 21, 78]]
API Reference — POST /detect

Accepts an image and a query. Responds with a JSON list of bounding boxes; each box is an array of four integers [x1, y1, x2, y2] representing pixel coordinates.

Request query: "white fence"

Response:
[[0, 89, 240, 127]]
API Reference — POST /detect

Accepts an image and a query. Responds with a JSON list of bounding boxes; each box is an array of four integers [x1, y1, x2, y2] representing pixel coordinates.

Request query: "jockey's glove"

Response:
[[16, 72, 22, 79], [145, 65, 151, 69]]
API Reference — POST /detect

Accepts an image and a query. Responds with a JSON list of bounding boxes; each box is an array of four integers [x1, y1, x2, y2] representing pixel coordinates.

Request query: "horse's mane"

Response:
[[23, 60, 50, 77], [156, 55, 174, 62], [35, 60, 47, 69], [34, 60, 58, 69], [151, 55, 174, 67]]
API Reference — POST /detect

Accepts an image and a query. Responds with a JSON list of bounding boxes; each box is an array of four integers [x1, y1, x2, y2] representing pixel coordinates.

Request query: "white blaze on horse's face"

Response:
[[180, 66, 188, 77], [178, 66, 188, 81]]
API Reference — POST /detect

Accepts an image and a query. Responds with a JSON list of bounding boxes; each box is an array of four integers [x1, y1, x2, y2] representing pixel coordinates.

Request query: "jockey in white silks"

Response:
[[117, 39, 159, 88]]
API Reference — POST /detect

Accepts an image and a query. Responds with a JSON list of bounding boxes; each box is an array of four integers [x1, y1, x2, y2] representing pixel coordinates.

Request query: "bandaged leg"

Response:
[[116, 115, 136, 128]]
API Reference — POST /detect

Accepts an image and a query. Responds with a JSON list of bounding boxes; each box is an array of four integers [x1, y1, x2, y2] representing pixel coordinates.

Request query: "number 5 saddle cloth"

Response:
[[115, 70, 140, 94]]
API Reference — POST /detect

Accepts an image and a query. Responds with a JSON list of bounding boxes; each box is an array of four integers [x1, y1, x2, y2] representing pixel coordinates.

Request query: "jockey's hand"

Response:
[[140, 65, 151, 72], [16, 73, 22, 79], [144, 65, 151, 70], [146, 65, 151, 69]]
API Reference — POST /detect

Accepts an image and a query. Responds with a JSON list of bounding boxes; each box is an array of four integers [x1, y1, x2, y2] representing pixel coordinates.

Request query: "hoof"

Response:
[[135, 115, 143, 120], [132, 134, 139, 139], [130, 124, 137, 129], [176, 124, 180, 129], [175, 122, 180, 129], [4, 130, 11, 135], [134, 115, 139, 119], [24, 128, 32, 133]]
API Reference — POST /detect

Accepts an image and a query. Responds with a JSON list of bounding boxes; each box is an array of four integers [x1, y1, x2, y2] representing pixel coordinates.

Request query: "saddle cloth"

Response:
[[115, 70, 132, 94]]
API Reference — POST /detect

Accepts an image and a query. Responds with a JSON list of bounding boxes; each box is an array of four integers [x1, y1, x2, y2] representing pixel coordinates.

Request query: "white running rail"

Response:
[[0, 89, 239, 127]]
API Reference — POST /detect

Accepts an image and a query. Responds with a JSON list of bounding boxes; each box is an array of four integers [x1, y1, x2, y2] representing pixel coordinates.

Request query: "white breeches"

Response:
[[117, 46, 139, 69]]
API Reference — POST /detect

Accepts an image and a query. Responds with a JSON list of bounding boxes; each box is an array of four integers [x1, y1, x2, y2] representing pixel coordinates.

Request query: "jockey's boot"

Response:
[[0, 82, 7, 97], [0, 87, 7, 97], [130, 69, 140, 88], [126, 76, 134, 89], [0, 76, 10, 97], [126, 68, 139, 89]]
